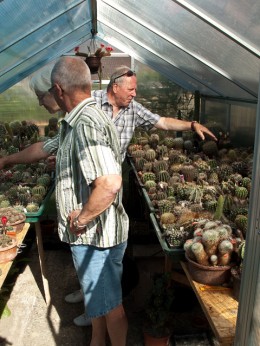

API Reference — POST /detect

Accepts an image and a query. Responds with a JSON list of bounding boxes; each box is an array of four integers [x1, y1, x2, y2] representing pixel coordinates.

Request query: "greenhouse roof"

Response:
[[0, 0, 259, 102]]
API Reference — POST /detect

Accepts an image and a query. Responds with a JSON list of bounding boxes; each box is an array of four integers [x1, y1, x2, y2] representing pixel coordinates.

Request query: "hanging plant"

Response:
[[74, 41, 113, 75]]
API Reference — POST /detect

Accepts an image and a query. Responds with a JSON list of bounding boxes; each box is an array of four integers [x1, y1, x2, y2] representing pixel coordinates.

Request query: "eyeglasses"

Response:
[[113, 70, 135, 83], [48, 85, 56, 93]]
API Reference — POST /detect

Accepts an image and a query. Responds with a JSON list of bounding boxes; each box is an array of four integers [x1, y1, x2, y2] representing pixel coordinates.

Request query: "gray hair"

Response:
[[107, 65, 134, 90], [29, 63, 54, 93], [51, 56, 91, 93]]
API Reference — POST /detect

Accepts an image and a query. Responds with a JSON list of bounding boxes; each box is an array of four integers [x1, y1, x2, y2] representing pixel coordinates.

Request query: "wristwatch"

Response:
[[72, 215, 87, 231], [191, 121, 198, 132]]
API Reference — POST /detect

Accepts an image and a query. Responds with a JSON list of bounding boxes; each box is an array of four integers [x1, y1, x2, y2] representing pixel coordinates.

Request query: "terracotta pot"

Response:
[[0, 236, 17, 263], [85, 56, 101, 74], [185, 254, 232, 286], [143, 332, 170, 346]]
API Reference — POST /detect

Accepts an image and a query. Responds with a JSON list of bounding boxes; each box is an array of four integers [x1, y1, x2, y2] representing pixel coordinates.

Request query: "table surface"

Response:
[[0, 223, 30, 289], [181, 261, 238, 346]]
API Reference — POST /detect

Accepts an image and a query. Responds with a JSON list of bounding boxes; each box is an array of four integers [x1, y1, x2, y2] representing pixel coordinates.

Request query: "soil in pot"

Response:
[[0, 235, 17, 263]]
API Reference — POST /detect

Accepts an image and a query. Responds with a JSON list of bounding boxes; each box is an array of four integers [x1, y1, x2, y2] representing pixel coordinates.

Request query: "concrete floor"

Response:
[[0, 226, 218, 346]]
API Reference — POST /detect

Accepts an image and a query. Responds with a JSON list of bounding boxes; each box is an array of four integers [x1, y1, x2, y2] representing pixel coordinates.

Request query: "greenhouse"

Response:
[[0, 0, 259, 345]]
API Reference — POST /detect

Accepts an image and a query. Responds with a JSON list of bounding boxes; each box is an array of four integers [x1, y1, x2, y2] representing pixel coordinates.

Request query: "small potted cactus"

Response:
[[183, 219, 240, 285]]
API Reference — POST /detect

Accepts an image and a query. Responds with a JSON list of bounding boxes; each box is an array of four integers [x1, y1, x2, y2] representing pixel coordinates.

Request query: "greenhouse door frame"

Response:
[[235, 78, 260, 345]]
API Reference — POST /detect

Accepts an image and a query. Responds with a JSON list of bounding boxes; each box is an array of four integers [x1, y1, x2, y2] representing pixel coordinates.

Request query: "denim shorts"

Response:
[[70, 241, 127, 318]]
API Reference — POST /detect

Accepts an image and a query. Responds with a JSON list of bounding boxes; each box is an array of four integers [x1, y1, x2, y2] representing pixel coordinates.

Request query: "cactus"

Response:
[[144, 180, 157, 191], [181, 163, 198, 182], [156, 170, 170, 183], [234, 214, 248, 235], [142, 172, 156, 184], [32, 185, 46, 197], [153, 160, 168, 174], [213, 195, 225, 220], [172, 137, 184, 150], [134, 157, 146, 172], [163, 137, 175, 149], [202, 229, 220, 256], [190, 242, 209, 266], [202, 140, 219, 158], [218, 240, 233, 265], [0, 200, 11, 208], [210, 254, 218, 266], [160, 212, 176, 227], [157, 199, 173, 214], [145, 149, 156, 162], [235, 186, 248, 200], [26, 202, 39, 212]]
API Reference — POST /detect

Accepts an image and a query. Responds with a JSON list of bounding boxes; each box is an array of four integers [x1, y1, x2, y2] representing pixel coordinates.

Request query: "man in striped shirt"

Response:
[[0, 57, 129, 346]]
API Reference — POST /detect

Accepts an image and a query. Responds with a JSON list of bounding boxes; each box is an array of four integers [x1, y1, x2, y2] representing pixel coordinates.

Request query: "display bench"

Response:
[[181, 261, 238, 346], [25, 183, 55, 305], [0, 223, 30, 289]]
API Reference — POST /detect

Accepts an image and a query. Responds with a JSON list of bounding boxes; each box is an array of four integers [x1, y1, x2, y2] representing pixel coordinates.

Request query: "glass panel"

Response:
[[99, 1, 259, 100], [187, 0, 260, 51]]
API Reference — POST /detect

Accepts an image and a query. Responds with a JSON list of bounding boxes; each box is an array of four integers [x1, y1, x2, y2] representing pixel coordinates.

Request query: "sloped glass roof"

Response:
[[0, 0, 259, 102]]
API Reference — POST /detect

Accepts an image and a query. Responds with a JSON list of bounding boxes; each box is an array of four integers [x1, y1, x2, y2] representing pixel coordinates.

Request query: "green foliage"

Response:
[[144, 272, 175, 337]]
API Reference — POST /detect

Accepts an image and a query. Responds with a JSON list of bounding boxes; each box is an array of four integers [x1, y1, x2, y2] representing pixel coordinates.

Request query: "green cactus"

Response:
[[32, 185, 46, 197], [142, 172, 156, 184], [145, 148, 156, 162], [213, 195, 225, 220], [156, 170, 170, 183], [190, 242, 209, 266], [235, 186, 248, 200]]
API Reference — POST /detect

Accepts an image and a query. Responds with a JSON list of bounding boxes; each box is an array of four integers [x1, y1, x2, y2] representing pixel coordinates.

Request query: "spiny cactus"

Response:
[[181, 163, 198, 182], [234, 214, 248, 235], [32, 185, 46, 197], [172, 137, 184, 150], [202, 229, 220, 256], [141, 172, 156, 184], [145, 148, 156, 162], [218, 240, 233, 265], [160, 212, 176, 227], [191, 242, 209, 266], [144, 180, 157, 191], [156, 170, 171, 183], [153, 160, 168, 174], [235, 186, 248, 200], [25, 202, 39, 212], [202, 140, 218, 158]]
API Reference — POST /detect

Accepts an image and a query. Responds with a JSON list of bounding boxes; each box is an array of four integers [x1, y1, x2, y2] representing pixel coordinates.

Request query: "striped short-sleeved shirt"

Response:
[[92, 90, 160, 158], [44, 97, 129, 247]]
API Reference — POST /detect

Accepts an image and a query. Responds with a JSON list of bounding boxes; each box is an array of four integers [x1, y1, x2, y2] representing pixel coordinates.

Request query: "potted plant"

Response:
[[74, 41, 113, 74], [231, 240, 245, 301], [143, 272, 175, 346]]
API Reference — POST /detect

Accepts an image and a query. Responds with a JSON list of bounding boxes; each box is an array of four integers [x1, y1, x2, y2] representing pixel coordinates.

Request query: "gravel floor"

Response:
[[0, 227, 218, 346]]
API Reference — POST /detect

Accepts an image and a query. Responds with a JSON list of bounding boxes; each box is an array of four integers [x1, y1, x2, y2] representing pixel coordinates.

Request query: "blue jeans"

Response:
[[70, 241, 127, 318]]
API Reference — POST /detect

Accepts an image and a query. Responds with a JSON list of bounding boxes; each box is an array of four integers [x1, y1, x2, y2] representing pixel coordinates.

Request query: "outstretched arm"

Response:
[[155, 117, 217, 141], [0, 141, 50, 169]]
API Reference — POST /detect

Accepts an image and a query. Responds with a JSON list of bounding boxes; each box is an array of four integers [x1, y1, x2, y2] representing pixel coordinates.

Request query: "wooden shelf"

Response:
[[0, 223, 30, 289], [181, 261, 238, 346]]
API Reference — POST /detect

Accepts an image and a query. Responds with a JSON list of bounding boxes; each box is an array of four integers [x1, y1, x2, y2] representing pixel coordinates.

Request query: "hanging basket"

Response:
[[85, 56, 101, 74]]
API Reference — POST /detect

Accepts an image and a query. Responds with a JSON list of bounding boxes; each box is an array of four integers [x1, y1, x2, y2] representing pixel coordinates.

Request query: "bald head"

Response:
[[51, 56, 92, 93], [50, 57, 93, 112]]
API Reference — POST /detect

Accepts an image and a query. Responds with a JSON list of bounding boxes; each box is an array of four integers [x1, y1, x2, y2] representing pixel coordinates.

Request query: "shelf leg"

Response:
[[35, 221, 51, 305]]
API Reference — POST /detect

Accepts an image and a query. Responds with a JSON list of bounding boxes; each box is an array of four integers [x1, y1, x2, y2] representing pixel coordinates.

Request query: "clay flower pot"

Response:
[[0, 235, 17, 263], [85, 56, 101, 74]]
